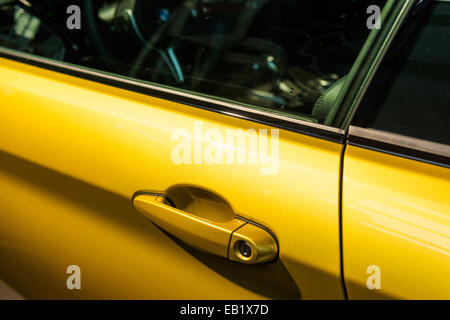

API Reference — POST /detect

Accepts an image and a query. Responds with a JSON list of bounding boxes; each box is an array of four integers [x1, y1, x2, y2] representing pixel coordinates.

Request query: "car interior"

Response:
[[0, 0, 385, 124]]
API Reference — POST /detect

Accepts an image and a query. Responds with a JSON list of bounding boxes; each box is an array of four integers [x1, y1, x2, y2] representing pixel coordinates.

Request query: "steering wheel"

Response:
[[83, 0, 182, 83]]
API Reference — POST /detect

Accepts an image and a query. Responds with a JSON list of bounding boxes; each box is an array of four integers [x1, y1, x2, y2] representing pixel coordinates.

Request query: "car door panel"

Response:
[[343, 144, 450, 299], [0, 57, 344, 299], [342, 0, 450, 299]]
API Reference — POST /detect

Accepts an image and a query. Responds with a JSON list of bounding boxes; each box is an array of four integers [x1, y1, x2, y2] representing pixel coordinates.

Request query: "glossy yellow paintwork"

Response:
[[0, 58, 344, 299], [343, 145, 450, 299]]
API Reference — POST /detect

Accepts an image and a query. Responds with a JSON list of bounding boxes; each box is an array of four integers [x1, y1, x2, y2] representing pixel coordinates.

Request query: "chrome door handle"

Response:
[[133, 193, 278, 264]]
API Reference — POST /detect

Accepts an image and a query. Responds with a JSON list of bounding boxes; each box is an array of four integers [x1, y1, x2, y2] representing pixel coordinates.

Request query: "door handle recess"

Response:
[[133, 193, 278, 264]]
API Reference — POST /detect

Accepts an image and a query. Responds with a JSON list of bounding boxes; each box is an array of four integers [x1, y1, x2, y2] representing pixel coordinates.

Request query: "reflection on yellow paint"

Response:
[[344, 145, 450, 299]]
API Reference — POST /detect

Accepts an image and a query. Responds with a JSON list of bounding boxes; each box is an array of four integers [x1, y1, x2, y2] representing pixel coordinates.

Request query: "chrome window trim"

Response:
[[348, 126, 450, 168], [339, 0, 416, 129], [0, 46, 345, 143]]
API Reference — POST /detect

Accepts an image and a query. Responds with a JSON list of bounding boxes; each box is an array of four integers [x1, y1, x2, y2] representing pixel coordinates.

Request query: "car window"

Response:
[[0, 0, 385, 126], [353, 0, 450, 145]]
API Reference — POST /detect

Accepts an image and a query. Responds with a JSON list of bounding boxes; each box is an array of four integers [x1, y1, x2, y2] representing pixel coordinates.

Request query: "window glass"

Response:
[[0, 0, 385, 125], [353, 0, 450, 145]]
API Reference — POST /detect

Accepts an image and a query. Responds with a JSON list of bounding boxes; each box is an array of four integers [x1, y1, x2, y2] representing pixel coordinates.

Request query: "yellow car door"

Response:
[[0, 0, 392, 299], [342, 0, 450, 299]]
